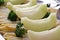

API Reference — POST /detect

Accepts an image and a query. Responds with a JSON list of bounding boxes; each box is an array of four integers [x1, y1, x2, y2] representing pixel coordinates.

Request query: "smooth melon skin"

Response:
[[13, 4, 47, 20], [28, 25, 60, 40], [21, 13, 57, 32], [6, 0, 37, 10]]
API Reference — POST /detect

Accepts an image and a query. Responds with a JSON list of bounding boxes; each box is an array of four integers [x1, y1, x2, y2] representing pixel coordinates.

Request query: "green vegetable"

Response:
[[8, 10, 19, 21], [47, 4, 50, 7], [0, 0, 4, 5], [16, 22, 23, 28], [42, 12, 50, 19], [15, 22, 27, 37]]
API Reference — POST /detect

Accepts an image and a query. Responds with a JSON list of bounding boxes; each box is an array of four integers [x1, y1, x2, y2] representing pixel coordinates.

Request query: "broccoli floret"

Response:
[[42, 12, 50, 19], [0, 0, 4, 5], [47, 4, 50, 7], [15, 22, 27, 37], [16, 22, 23, 28], [8, 10, 20, 21]]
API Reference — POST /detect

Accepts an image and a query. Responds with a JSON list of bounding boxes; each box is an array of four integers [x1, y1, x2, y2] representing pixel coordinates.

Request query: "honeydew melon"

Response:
[[7, 0, 37, 10], [13, 4, 47, 20], [21, 13, 57, 32], [5, 0, 28, 4], [28, 25, 60, 40]]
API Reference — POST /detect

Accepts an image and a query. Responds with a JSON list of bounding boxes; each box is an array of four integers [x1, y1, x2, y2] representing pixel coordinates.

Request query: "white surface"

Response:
[[0, 35, 5, 40], [38, 0, 60, 7], [39, 0, 56, 4]]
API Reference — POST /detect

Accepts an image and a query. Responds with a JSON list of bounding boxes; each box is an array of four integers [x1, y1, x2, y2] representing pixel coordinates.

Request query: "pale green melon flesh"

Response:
[[28, 25, 60, 40], [7, 0, 37, 10], [14, 4, 47, 20], [21, 13, 57, 32]]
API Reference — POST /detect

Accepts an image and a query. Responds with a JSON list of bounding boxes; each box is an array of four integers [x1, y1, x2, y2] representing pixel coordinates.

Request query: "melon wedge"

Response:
[[21, 13, 57, 32], [5, 0, 27, 4], [7, 0, 37, 10], [13, 4, 47, 20], [28, 25, 60, 40]]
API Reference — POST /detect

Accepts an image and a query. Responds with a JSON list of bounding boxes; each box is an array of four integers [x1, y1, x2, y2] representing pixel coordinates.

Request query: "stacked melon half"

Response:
[[7, 0, 58, 40]]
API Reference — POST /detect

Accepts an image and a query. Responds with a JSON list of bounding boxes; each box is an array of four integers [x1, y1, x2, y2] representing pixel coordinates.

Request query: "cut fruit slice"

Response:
[[21, 13, 57, 32], [7, 0, 37, 10], [5, 0, 28, 4], [28, 25, 60, 40], [13, 4, 47, 20]]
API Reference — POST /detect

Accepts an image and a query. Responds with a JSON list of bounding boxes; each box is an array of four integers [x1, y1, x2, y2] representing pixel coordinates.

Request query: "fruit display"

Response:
[[0, 0, 59, 40]]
